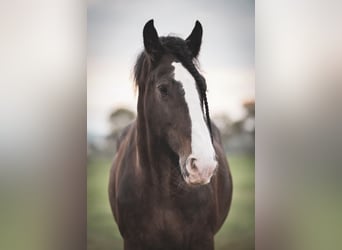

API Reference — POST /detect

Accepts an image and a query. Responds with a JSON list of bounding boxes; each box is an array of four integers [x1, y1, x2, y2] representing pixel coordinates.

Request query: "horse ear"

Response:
[[143, 19, 162, 60], [185, 21, 203, 58]]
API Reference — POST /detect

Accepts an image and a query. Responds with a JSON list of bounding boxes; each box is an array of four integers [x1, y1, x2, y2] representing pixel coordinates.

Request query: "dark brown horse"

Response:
[[109, 20, 232, 250]]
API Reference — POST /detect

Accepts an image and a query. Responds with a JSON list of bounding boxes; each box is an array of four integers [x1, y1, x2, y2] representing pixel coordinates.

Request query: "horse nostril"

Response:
[[190, 158, 197, 171]]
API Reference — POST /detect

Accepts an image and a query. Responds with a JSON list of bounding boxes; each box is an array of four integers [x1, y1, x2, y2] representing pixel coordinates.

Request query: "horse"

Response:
[[108, 19, 232, 250]]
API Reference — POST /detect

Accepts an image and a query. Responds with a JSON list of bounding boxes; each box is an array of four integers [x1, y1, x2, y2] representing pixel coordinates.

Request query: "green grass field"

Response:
[[87, 154, 254, 250]]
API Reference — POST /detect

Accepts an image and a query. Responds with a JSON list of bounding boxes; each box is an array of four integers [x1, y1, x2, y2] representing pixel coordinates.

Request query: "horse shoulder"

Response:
[[108, 122, 142, 230], [210, 122, 233, 233]]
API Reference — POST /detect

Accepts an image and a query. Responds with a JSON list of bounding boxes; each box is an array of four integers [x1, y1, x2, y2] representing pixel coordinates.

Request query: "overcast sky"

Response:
[[88, 0, 255, 136]]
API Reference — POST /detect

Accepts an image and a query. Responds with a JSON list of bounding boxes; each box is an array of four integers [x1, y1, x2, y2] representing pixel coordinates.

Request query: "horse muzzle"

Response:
[[183, 155, 218, 186]]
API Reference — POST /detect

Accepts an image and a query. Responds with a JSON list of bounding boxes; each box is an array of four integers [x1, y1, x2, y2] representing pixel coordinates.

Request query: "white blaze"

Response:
[[172, 62, 216, 173]]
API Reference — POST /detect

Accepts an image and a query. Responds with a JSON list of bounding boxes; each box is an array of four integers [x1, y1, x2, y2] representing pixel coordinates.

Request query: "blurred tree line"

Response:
[[88, 100, 254, 158]]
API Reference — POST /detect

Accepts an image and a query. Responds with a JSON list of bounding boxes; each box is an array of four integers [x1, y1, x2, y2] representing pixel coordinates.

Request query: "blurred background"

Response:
[[87, 0, 255, 250]]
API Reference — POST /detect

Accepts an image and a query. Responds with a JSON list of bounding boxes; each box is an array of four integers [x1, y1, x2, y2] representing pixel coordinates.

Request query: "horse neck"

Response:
[[135, 95, 179, 188]]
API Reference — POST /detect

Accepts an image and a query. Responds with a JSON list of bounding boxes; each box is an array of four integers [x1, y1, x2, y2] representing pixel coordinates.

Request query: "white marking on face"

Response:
[[172, 62, 217, 184]]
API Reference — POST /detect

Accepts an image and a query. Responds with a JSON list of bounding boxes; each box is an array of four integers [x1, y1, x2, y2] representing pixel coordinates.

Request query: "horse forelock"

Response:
[[133, 36, 201, 88]]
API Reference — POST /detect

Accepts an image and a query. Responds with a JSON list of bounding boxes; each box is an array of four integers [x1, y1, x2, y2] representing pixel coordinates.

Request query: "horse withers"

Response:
[[108, 19, 232, 250]]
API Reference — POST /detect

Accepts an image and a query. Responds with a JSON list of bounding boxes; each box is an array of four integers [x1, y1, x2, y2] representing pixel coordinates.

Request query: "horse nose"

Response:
[[189, 157, 198, 172], [185, 156, 217, 185], [186, 157, 200, 175]]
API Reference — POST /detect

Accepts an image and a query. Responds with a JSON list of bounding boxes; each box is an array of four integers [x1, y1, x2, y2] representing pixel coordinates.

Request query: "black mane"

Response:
[[133, 35, 213, 140]]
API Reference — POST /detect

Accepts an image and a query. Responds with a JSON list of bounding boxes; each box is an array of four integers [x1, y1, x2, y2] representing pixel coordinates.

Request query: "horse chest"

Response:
[[139, 201, 210, 246], [148, 205, 183, 235], [141, 192, 213, 230]]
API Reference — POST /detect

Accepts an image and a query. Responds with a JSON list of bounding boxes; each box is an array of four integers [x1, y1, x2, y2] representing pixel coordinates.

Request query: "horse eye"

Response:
[[157, 84, 168, 97]]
